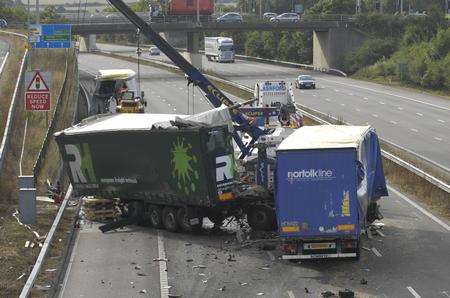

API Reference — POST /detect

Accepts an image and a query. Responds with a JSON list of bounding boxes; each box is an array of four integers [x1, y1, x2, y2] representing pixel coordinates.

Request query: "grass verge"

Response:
[[0, 32, 26, 140], [0, 46, 79, 296]]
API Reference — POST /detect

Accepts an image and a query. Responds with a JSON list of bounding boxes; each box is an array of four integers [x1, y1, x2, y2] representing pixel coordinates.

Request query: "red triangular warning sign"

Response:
[[27, 71, 49, 92]]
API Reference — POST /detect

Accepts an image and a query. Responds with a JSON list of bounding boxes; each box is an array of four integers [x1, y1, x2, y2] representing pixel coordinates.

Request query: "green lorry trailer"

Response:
[[54, 113, 276, 232]]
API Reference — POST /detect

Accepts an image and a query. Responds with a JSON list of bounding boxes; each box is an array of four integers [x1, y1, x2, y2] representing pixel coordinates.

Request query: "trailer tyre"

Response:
[[247, 205, 276, 231], [162, 207, 179, 232], [149, 205, 163, 229], [177, 208, 201, 232]]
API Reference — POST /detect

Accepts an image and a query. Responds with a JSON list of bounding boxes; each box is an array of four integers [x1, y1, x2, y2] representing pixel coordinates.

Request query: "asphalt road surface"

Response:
[[97, 43, 450, 170], [58, 52, 450, 298]]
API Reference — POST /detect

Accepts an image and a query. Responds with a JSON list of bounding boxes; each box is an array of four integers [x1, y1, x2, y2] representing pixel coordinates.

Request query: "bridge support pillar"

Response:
[[313, 28, 366, 71], [79, 34, 98, 52], [183, 31, 203, 70]]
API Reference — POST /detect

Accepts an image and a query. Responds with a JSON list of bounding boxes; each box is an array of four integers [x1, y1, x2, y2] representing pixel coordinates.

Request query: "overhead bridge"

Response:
[[71, 20, 350, 35], [70, 15, 366, 70]]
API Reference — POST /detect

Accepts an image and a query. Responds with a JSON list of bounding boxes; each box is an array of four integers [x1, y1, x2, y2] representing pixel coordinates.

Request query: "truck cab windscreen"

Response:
[[219, 45, 234, 51]]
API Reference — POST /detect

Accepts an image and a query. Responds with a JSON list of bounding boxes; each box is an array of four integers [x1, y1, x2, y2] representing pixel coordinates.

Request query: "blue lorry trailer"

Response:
[[275, 125, 388, 259]]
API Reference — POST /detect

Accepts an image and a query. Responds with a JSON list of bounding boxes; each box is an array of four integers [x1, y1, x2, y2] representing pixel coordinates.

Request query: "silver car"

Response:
[[0, 19, 7, 28], [270, 13, 300, 23], [149, 46, 160, 56], [295, 75, 316, 89], [217, 12, 243, 23], [263, 12, 277, 20]]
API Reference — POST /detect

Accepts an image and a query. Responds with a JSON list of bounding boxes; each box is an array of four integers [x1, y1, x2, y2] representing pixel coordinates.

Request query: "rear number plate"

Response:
[[304, 242, 336, 250]]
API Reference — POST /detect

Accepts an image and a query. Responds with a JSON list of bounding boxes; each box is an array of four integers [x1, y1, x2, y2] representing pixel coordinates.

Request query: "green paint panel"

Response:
[[55, 125, 235, 207]]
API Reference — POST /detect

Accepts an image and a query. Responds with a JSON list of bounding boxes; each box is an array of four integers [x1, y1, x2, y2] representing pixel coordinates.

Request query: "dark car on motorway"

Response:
[[295, 75, 316, 89], [263, 12, 277, 20], [0, 19, 7, 28], [216, 12, 243, 23], [270, 13, 300, 23]]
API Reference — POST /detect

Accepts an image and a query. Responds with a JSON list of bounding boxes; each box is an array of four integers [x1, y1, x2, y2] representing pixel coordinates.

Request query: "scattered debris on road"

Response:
[[322, 290, 336, 297], [192, 265, 207, 269], [360, 278, 368, 285], [338, 289, 355, 298], [218, 286, 226, 291]]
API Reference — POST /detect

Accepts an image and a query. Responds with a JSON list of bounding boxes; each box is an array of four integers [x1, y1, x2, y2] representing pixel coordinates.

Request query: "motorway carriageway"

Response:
[[97, 43, 450, 171], [55, 52, 450, 298]]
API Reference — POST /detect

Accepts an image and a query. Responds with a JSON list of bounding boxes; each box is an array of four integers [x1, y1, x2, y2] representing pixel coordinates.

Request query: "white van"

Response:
[[204, 37, 235, 63]]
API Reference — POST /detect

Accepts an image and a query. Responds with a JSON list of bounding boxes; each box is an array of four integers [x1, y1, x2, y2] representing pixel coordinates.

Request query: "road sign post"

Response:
[[25, 71, 52, 113]]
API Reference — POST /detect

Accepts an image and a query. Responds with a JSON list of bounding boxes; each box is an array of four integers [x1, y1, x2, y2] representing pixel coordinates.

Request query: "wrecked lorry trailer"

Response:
[[276, 125, 388, 260], [54, 113, 276, 233]]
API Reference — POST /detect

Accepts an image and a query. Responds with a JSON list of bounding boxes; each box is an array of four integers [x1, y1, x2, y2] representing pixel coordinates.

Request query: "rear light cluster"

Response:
[[282, 243, 298, 254], [341, 240, 357, 252]]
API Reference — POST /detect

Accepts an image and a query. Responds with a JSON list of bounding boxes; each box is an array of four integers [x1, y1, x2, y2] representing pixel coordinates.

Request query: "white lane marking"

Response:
[[312, 94, 317, 97], [325, 98, 331, 102], [300, 90, 305, 93], [364, 97, 369, 100], [407, 286, 421, 298], [266, 251, 275, 261], [340, 103, 345, 107], [388, 186, 450, 231], [371, 247, 382, 257], [442, 291, 450, 297], [416, 112, 423, 117], [398, 107, 404, 110], [434, 137, 443, 141], [355, 108, 361, 112], [372, 114, 379, 118], [438, 119, 446, 123], [411, 128, 419, 133], [390, 120, 398, 125], [318, 77, 450, 112], [349, 92, 354, 96], [379, 101, 386, 105], [287, 290, 296, 298], [157, 230, 169, 298]]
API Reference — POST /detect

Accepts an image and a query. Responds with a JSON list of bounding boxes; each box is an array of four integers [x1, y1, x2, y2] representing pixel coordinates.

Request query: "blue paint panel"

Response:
[[276, 148, 359, 238], [31, 24, 72, 49]]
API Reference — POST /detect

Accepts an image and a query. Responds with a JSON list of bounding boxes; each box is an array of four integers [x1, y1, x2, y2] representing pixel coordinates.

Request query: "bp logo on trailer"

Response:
[[171, 137, 200, 195]]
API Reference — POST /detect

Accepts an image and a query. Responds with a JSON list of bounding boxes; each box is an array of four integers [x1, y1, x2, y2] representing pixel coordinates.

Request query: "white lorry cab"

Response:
[[253, 80, 295, 108], [205, 37, 235, 63]]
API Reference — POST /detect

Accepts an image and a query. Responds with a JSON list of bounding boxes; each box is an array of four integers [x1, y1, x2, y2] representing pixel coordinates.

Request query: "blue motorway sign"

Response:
[[29, 24, 72, 49]]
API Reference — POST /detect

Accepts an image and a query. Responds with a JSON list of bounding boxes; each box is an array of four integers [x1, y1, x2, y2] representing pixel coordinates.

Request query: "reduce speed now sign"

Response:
[[25, 71, 51, 111]]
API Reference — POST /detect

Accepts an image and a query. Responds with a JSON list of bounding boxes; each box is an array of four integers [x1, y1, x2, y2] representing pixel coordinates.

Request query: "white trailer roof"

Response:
[[97, 69, 136, 81], [55, 113, 187, 136], [277, 125, 372, 151]]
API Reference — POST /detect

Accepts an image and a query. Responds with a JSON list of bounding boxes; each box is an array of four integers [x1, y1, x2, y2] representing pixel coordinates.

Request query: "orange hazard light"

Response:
[[218, 192, 234, 202]]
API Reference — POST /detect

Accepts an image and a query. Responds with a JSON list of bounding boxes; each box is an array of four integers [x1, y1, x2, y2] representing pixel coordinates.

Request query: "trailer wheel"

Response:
[[247, 205, 276, 231], [162, 207, 179, 232], [149, 205, 163, 229], [177, 208, 201, 232]]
